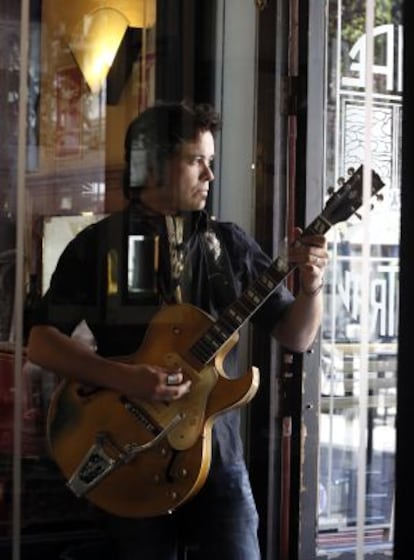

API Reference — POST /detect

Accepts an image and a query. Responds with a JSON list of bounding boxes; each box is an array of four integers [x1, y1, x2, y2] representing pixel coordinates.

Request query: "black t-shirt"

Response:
[[32, 207, 294, 466]]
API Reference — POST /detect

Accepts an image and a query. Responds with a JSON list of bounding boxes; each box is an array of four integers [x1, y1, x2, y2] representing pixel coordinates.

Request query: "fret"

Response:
[[220, 310, 243, 330], [266, 266, 288, 287], [190, 322, 234, 365], [245, 288, 262, 306], [203, 329, 229, 352], [232, 298, 253, 318], [191, 340, 213, 363], [210, 323, 233, 342], [226, 307, 245, 327], [303, 215, 331, 236], [255, 275, 276, 295], [203, 332, 221, 349], [238, 296, 256, 315], [196, 336, 216, 354], [262, 275, 278, 290]]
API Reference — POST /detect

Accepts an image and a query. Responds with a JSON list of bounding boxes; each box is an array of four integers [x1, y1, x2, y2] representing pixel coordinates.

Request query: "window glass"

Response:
[[0, 1, 156, 555], [318, 1, 402, 556]]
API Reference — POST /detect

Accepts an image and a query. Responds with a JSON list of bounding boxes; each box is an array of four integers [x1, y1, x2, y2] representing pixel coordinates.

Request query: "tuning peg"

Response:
[[327, 186, 335, 195], [354, 211, 362, 220], [337, 176, 345, 186], [375, 193, 384, 202], [347, 167, 355, 176]]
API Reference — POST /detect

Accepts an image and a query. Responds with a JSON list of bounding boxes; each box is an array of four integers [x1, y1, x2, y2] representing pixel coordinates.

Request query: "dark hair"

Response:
[[123, 100, 221, 197]]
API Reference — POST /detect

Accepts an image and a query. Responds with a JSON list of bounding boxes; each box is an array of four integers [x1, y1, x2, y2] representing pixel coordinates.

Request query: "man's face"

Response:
[[166, 130, 215, 212]]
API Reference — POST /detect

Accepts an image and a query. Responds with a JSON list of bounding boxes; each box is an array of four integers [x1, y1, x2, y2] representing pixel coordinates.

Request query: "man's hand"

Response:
[[117, 363, 192, 402], [289, 227, 329, 296]]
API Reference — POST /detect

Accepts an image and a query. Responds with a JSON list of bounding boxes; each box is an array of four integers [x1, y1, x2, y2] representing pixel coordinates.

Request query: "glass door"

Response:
[[317, 1, 402, 557]]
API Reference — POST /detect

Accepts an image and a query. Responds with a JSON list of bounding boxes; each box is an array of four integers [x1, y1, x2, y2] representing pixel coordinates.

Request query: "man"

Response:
[[27, 101, 328, 559]]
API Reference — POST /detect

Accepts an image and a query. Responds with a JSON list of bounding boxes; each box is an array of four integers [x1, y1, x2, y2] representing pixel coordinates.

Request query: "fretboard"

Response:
[[189, 213, 332, 365]]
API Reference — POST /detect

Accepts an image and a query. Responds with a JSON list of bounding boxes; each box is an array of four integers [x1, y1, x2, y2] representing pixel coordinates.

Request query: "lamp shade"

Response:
[[69, 7, 129, 93]]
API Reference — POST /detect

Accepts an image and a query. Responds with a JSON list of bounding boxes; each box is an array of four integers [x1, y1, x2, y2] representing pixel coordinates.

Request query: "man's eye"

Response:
[[189, 156, 214, 167]]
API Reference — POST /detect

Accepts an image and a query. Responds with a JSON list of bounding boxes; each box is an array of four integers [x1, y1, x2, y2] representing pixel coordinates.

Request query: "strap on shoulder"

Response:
[[203, 218, 237, 314]]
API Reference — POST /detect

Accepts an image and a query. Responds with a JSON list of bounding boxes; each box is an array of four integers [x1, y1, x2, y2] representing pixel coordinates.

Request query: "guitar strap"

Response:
[[203, 219, 238, 315]]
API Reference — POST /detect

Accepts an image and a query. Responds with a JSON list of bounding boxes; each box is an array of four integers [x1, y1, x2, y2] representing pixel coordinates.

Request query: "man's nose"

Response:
[[201, 163, 214, 181]]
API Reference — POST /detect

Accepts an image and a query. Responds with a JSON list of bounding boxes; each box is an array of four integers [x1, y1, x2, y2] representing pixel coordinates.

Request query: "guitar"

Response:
[[47, 165, 384, 518]]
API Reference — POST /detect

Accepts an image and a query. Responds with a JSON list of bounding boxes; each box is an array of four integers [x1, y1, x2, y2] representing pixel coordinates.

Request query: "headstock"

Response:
[[322, 165, 385, 226]]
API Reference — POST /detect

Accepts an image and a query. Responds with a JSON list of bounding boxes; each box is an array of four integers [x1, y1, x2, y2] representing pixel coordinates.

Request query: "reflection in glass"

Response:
[[318, 1, 401, 556]]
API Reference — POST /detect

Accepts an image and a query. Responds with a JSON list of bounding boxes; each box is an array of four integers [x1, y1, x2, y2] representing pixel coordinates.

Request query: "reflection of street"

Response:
[[321, 240, 398, 545], [319, 342, 396, 542], [319, 247, 398, 551], [323, 247, 400, 342], [0, 350, 56, 457], [320, 412, 395, 452]]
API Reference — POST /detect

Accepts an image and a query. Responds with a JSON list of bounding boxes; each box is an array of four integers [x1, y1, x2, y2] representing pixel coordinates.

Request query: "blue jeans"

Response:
[[106, 462, 261, 560]]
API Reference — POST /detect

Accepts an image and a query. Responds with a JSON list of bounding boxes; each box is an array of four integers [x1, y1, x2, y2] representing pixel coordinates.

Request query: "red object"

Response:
[[0, 351, 47, 457]]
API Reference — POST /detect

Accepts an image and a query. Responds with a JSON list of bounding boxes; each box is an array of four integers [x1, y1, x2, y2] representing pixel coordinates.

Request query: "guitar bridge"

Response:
[[67, 431, 124, 497], [67, 414, 185, 498]]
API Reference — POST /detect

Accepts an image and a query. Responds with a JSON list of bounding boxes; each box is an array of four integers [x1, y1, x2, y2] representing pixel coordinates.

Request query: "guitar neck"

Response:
[[189, 213, 333, 366], [189, 165, 384, 365]]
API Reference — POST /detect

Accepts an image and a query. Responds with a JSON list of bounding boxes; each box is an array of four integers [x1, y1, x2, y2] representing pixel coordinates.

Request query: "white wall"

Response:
[[213, 0, 258, 234]]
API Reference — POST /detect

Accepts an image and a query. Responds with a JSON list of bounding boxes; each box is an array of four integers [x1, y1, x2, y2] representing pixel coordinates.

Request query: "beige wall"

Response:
[[44, 0, 155, 35], [38, 0, 156, 200]]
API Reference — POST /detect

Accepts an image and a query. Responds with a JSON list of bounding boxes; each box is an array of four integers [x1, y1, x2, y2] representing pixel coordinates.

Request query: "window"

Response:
[[317, 2, 402, 556]]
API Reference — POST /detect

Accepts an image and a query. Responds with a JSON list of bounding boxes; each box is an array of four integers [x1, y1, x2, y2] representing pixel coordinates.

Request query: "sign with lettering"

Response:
[[325, 254, 399, 341], [341, 24, 403, 94]]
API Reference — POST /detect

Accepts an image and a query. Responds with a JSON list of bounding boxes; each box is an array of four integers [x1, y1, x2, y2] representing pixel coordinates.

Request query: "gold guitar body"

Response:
[[47, 303, 260, 518]]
